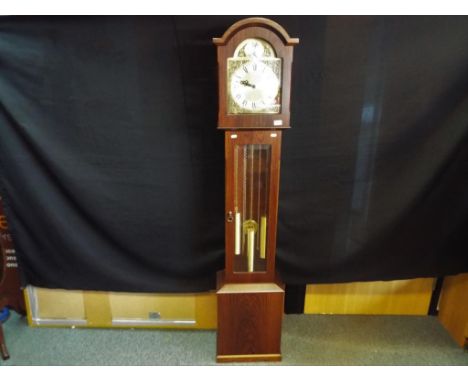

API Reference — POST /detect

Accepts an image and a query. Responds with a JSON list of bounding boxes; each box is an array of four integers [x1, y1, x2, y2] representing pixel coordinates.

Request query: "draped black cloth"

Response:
[[0, 16, 467, 292]]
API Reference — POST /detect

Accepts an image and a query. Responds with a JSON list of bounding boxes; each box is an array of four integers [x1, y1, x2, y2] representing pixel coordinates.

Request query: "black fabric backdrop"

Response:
[[0, 16, 467, 293]]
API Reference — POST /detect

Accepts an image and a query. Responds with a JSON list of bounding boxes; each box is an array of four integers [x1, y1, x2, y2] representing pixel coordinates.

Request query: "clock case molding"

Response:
[[213, 17, 299, 130]]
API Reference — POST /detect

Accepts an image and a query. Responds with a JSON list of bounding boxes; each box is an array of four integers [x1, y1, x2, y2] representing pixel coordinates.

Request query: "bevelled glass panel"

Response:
[[233, 144, 271, 273]]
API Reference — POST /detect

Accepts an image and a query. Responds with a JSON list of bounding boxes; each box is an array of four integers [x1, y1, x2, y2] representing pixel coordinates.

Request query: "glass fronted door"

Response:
[[225, 131, 281, 281]]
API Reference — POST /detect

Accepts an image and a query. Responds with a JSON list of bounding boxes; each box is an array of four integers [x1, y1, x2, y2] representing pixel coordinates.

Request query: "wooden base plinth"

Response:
[[216, 273, 284, 363]]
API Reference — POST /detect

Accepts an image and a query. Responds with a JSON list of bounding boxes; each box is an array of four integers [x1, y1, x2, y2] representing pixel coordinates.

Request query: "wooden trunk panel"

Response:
[[217, 282, 284, 361]]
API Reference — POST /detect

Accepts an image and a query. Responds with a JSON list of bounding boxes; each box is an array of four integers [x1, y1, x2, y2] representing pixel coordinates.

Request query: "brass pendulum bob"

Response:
[[243, 219, 258, 272]]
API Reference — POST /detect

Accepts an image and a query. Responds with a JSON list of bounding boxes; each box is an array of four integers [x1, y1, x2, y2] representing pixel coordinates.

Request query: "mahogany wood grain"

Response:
[[0, 197, 25, 315], [0, 196, 22, 361], [216, 271, 284, 362], [213, 17, 299, 46]]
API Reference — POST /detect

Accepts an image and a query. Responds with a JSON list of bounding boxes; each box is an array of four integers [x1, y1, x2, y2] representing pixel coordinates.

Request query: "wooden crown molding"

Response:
[[213, 17, 299, 46]]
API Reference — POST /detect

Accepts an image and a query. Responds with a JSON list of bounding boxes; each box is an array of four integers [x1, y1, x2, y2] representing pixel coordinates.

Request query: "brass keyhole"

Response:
[[226, 211, 234, 223]]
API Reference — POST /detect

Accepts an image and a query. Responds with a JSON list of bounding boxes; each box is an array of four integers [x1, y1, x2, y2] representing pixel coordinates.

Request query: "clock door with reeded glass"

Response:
[[224, 130, 281, 283]]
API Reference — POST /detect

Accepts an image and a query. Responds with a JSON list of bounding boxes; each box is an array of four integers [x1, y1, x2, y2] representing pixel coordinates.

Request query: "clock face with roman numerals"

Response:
[[229, 61, 280, 113], [227, 38, 282, 114]]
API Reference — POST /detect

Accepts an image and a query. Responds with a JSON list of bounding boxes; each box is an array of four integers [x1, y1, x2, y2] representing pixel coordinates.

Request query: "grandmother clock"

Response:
[[213, 18, 299, 362]]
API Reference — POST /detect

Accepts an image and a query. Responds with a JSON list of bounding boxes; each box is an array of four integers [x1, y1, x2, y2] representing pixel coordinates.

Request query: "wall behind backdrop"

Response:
[[0, 16, 467, 293]]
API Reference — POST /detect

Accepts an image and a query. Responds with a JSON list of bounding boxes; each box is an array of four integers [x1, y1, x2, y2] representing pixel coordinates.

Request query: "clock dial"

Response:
[[227, 38, 282, 114], [229, 61, 280, 112]]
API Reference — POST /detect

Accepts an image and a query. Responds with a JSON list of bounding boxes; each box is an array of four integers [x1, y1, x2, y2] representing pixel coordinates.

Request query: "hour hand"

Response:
[[240, 79, 256, 89]]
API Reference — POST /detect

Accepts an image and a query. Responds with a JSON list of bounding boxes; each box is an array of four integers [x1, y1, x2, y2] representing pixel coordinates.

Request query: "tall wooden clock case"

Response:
[[213, 18, 299, 362]]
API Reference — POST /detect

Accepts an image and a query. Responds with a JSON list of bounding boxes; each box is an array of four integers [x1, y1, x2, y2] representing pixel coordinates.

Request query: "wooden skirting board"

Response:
[[438, 273, 468, 348], [304, 278, 435, 315], [25, 286, 217, 329], [26, 278, 438, 330]]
